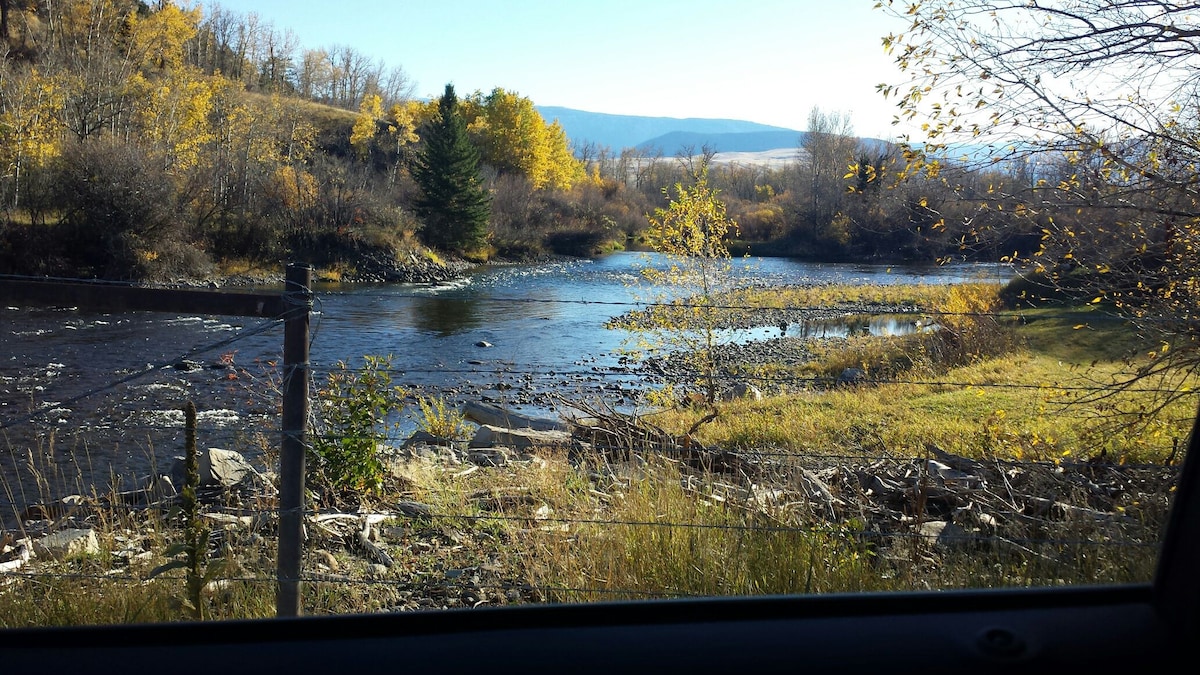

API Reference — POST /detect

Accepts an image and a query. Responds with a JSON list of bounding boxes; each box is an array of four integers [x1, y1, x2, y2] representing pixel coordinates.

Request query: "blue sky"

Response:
[[214, 0, 914, 140]]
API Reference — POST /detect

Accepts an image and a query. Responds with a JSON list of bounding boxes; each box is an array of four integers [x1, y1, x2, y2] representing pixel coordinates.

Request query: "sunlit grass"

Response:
[[721, 282, 995, 310], [527, 458, 884, 600], [650, 312, 1192, 465]]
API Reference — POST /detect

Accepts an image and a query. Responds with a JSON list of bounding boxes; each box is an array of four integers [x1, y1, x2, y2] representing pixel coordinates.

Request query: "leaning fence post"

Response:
[[277, 263, 312, 617]]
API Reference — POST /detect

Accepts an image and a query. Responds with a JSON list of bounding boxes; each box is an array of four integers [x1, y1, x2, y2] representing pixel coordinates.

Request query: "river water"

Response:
[[0, 253, 1009, 516]]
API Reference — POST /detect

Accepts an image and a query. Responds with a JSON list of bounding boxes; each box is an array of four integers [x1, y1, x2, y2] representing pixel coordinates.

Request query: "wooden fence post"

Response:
[[276, 263, 312, 617]]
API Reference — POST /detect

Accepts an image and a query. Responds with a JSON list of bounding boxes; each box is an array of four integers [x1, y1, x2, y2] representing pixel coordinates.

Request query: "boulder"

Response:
[[836, 368, 867, 386], [402, 430, 458, 448], [917, 520, 972, 550], [171, 447, 262, 489], [469, 424, 571, 450], [468, 448, 511, 467], [34, 528, 100, 560], [461, 401, 566, 431]]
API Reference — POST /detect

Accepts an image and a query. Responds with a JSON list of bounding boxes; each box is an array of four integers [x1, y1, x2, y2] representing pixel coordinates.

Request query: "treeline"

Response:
[[0, 0, 1037, 282]]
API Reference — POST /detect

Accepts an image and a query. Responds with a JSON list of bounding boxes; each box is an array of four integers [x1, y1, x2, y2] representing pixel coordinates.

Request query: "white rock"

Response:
[[469, 425, 571, 450], [171, 448, 262, 488], [34, 528, 99, 560], [917, 521, 972, 550]]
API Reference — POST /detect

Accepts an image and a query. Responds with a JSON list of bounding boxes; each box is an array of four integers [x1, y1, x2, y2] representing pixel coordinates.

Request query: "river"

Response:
[[0, 253, 1009, 516]]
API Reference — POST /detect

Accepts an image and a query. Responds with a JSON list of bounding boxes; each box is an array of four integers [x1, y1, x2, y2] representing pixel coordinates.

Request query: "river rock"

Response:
[[837, 368, 867, 386], [468, 448, 511, 467], [469, 424, 571, 450], [34, 528, 100, 560], [402, 430, 460, 449], [720, 382, 764, 402], [461, 401, 566, 431], [19, 494, 88, 522], [112, 474, 177, 506], [145, 473, 177, 500], [171, 447, 262, 489], [918, 520, 972, 550]]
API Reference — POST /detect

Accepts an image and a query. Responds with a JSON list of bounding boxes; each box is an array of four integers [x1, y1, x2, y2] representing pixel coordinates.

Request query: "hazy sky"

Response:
[[215, 0, 914, 140]]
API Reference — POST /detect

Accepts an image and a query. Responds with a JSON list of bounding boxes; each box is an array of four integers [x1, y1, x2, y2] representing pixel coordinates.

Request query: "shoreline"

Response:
[[154, 251, 588, 290]]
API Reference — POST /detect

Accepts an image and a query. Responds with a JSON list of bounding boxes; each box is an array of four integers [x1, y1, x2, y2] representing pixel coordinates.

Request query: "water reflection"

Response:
[[723, 314, 929, 343], [410, 297, 484, 336], [792, 314, 927, 339]]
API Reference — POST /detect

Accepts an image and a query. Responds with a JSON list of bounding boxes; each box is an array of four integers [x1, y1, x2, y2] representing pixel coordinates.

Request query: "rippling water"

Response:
[[0, 253, 1010, 516]]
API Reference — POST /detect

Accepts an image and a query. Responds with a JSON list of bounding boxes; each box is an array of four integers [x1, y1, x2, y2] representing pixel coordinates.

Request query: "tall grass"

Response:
[[526, 458, 882, 600]]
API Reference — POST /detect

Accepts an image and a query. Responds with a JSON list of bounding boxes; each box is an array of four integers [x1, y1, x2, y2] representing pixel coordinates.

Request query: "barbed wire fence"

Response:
[[0, 267, 1188, 618]]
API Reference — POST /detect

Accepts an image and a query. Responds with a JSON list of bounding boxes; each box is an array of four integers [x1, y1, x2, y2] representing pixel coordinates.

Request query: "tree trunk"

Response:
[[1, 0, 11, 52]]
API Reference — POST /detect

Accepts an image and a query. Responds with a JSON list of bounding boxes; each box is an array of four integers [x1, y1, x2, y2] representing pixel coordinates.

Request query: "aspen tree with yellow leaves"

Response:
[[469, 88, 583, 191], [633, 151, 739, 431], [0, 68, 64, 208], [350, 93, 383, 161]]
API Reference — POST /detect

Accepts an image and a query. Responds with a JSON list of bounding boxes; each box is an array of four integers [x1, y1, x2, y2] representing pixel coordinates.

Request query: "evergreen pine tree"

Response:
[[411, 84, 491, 253]]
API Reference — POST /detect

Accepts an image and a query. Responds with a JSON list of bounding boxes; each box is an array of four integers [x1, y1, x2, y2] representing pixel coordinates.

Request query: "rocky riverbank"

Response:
[[641, 336, 834, 387], [164, 250, 585, 289], [1, 400, 1176, 620], [339, 250, 473, 284], [609, 289, 926, 333]]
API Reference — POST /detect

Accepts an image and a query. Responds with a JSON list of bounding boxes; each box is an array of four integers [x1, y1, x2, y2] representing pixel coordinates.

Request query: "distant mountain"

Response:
[[636, 130, 806, 154], [536, 106, 803, 154]]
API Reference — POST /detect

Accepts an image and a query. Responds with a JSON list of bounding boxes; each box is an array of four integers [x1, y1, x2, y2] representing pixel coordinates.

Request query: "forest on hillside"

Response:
[[0, 0, 1045, 282]]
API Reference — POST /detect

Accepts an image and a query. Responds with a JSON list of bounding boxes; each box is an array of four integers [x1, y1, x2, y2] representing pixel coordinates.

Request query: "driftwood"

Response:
[[356, 520, 394, 568], [559, 403, 1177, 560]]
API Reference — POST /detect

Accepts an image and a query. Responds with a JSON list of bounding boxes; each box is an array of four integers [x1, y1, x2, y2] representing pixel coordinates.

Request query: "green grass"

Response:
[[648, 308, 1190, 464], [722, 282, 985, 310]]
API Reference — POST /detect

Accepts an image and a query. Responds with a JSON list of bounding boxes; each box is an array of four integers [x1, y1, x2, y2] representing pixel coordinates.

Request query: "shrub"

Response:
[[415, 395, 470, 442], [309, 356, 405, 504], [53, 139, 206, 280], [929, 283, 1014, 367]]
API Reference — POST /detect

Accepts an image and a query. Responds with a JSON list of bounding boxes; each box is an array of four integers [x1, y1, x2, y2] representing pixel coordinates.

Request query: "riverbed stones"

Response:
[[343, 250, 469, 283], [34, 528, 99, 560]]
